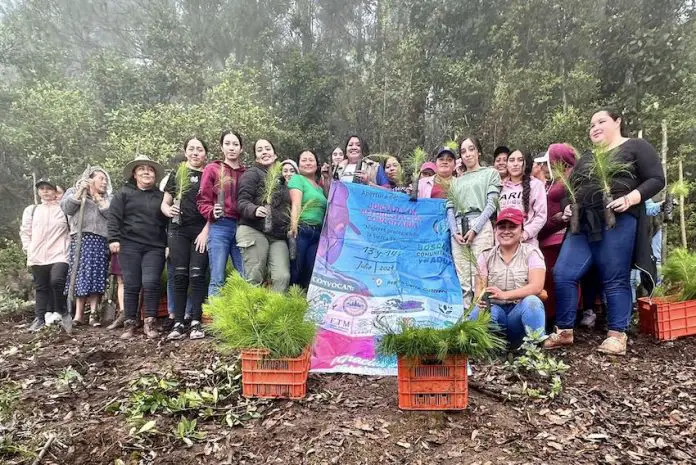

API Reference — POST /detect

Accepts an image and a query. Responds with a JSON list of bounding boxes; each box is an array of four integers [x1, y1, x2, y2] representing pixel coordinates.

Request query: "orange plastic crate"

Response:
[[397, 355, 468, 411], [638, 296, 696, 341], [240, 347, 311, 400]]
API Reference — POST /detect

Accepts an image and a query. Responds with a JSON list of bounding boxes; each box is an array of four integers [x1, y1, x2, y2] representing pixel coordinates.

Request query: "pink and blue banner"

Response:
[[308, 182, 464, 375]]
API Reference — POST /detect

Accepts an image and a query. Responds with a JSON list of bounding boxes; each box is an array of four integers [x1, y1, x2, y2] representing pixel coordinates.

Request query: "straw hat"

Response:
[[122, 154, 164, 182]]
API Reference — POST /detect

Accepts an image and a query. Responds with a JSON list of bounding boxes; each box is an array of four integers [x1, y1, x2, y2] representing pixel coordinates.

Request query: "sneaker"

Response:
[[579, 309, 597, 328], [28, 318, 45, 333], [167, 322, 186, 341], [143, 317, 159, 339], [189, 321, 205, 340], [120, 320, 136, 340], [89, 310, 102, 327], [543, 327, 574, 350], [61, 313, 73, 335], [597, 331, 627, 355]]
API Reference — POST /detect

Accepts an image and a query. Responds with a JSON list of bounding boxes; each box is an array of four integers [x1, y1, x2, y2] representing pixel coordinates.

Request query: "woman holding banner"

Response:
[[334, 135, 390, 187], [448, 136, 502, 306]]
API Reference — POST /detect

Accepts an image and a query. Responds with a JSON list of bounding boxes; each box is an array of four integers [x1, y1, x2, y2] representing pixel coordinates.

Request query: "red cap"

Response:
[[496, 208, 525, 226]]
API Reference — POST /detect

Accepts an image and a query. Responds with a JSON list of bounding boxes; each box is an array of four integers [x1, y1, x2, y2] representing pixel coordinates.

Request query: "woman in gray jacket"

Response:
[[61, 166, 112, 326]]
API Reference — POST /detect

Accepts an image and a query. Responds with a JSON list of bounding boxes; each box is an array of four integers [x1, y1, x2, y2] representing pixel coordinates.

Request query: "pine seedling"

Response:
[[215, 163, 233, 207], [261, 162, 283, 233], [551, 161, 581, 233], [661, 248, 696, 302], [287, 199, 320, 260], [587, 144, 633, 229], [172, 162, 191, 225], [404, 147, 427, 200]]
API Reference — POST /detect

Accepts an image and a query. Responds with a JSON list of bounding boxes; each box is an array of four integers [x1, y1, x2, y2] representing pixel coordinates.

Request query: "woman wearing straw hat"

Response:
[[107, 155, 168, 339]]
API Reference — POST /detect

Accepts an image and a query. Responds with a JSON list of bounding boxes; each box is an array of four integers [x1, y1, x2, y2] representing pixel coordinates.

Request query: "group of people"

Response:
[[20, 108, 665, 356]]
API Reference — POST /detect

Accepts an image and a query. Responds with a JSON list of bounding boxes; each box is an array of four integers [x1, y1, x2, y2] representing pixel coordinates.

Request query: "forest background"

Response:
[[0, 0, 695, 248]]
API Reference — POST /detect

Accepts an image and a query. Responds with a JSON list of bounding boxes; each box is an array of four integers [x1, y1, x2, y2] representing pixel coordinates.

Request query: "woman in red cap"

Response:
[[470, 208, 547, 346]]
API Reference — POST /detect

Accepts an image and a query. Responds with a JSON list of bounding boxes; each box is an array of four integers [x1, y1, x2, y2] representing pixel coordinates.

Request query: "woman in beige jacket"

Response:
[[20, 179, 71, 333]]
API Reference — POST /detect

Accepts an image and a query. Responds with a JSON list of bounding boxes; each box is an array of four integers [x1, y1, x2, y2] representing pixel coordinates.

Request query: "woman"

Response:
[[281, 159, 298, 183], [334, 135, 390, 187], [161, 137, 209, 340], [382, 156, 409, 193], [417, 146, 457, 199], [493, 146, 510, 180], [545, 109, 665, 355], [20, 179, 71, 333], [331, 147, 345, 169], [236, 139, 291, 292], [469, 208, 546, 347], [419, 162, 436, 178], [61, 167, 112, 326], [448, 136, 502, 306], [197, 130, 246, 296], [108, 155, 168, 339], [498, 150, 547, 246], [537, 143, 577, 323], [289, 150, 328, 288]]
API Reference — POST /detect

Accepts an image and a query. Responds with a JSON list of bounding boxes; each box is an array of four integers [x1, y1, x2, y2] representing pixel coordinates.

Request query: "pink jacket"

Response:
[[498, 177, 548, 246], [417, 176, 435, 199], [20, 201, 69, 267]]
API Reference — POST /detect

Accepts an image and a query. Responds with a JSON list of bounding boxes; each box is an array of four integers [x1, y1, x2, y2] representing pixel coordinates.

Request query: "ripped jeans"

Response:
[[168, 225, 209, 324]]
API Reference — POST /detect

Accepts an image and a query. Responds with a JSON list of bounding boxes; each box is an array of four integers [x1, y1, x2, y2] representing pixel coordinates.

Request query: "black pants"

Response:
[[32, 263, 68, 320], [168, 225, 209, 324], [119, 240, 166, 320]]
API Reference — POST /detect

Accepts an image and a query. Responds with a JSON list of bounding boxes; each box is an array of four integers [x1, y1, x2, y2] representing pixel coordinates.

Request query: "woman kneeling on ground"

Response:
[[469, 208, 546, 347], [108, 155, 168, 339], [236, 139, 292, 292]]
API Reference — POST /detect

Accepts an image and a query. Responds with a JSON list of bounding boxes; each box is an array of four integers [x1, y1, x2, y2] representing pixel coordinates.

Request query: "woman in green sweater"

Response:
[[448, 136, 502, 306], [288, 150, 327, 288]]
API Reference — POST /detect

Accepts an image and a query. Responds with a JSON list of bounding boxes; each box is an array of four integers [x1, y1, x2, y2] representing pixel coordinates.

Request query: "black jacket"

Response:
[[237, 164, 290, 239], [108, 181, 167, 248]]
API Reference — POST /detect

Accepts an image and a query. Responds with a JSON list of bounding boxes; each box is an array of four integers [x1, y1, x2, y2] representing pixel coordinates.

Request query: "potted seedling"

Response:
[[203, 273, 316, 399], [376, 307, 504, 410], [262, 162, 282, 233], [551, 162, 581, 234], [172, 162, 191, 225], [638, 247, 696, 341], [587, 144, 632, 229]]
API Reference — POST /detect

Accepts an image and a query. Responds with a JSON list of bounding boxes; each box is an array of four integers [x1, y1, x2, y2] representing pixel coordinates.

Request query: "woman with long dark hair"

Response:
[[196, 130, 246, 296], [498, 150, 547, 246], [289, 150, 327, 288], [334, 135, 390, 187], [162, 137, 209, 340], [545, 109, 665, 355], [236, 139, 291, 292], [448, 136, 502, 306]]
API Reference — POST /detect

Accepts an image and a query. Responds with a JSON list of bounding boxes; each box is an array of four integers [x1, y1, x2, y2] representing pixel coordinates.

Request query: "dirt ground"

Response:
[[1, 310, 694, 465]]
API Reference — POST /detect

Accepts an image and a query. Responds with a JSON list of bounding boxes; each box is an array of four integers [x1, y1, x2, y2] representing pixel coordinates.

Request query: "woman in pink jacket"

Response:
[[498, 150, 548, 246], [20, 179, 71, 333]]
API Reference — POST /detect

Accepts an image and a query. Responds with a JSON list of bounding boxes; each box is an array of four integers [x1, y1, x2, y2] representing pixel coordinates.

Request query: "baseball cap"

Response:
[[534, 151, 549, 164], [435, 146, 457, 159], [496, 208, 525, 226], [419, 162, 437, 174], [35, 178, 57, 190]]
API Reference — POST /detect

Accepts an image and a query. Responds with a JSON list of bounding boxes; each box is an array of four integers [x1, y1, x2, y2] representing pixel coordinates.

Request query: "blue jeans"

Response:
[[290, 224, 321, 288], [470, 296, 546, 347], [554, 213, 637, 332], [207, 217, 244, 296]]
